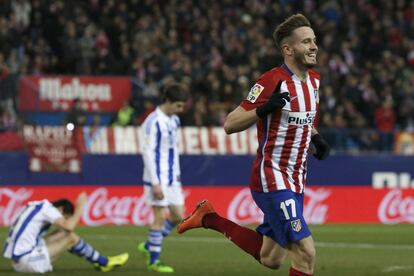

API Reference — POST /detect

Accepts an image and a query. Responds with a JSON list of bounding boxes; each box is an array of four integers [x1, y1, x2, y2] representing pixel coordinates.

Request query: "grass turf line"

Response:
[[1, 224, 414, 276]]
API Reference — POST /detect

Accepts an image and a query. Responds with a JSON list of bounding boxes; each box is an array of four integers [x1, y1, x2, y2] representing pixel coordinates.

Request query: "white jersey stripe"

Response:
[[307, 78, 317, 110], [260, 114, 272, 192]]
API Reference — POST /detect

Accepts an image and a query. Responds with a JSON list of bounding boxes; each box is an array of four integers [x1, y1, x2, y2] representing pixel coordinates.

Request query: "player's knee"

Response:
[[260, 256, 284, 270], [67, 232, 80, 246], [301, 246, 316, 268]]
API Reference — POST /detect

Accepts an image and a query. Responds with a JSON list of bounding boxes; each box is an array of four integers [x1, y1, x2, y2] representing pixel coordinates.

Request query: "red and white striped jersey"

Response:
[[240, 64, 320, 194]]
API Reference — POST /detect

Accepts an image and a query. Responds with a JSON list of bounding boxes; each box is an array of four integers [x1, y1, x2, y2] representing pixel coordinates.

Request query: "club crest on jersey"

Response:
[[291, 219, 302, 232], [246, 83, 264, 103], [314, 89, 319, 104]]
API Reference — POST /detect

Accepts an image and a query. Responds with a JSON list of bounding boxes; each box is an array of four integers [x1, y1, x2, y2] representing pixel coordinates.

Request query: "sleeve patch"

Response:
[[246, 83, 264, 103]]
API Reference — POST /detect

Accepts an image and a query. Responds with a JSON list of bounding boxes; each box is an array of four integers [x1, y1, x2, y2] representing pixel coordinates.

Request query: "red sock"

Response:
[[203, 213, 263, 261], [289, 267, 313, 276]]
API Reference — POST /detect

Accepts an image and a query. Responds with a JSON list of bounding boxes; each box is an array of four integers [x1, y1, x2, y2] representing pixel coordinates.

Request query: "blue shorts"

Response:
[[251, 190, 311, 248]]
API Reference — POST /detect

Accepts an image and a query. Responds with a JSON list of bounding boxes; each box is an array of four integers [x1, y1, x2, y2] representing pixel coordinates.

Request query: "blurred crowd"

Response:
[[0, 0, 414, 151]]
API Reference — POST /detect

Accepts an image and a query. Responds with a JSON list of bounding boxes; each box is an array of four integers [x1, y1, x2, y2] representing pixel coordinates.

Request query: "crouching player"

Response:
[[2, 192, 129, 273]]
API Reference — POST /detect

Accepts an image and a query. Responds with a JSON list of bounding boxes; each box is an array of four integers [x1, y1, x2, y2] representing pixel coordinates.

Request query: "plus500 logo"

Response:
[[287, 111, 316, 126], [372, 172, 414, 189]]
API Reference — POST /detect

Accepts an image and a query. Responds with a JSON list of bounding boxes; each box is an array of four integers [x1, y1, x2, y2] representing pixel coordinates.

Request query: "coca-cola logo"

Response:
[[303, 188, 330, 224], [82, 188, 153, 226], [0, 188, 33, 226], [378, 190, 414, 224], [227, 187, 330, 225], [227, 188, 263, 224]]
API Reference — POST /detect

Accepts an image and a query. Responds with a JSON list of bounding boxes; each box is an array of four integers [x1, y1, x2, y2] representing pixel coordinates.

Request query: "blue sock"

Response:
[[146, 229, 163, 265], [69, 239, 108, 266], [161, 220, 177, 237]]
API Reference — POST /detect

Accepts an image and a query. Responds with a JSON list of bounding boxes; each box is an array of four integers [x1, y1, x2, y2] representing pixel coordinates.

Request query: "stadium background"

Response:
[[1, 0, 414, 275]]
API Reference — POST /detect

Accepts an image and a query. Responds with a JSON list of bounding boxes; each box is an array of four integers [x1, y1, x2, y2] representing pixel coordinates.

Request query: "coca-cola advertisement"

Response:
[[19, 76, 131, 112], [1, 186, 414, 226], [23, 125, 81, 173]]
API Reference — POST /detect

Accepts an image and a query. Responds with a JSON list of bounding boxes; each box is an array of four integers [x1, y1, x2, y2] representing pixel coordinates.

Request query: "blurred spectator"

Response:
[[65, 98, 86, 129], [112, 101, 135, 126], [136, 100, 155, 125], [375, 100, 396, 152], [0, 0, 413, 153]]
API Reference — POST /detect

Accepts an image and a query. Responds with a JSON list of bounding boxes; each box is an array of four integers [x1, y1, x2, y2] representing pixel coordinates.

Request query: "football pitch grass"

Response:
[[1, 224, 414, 276]]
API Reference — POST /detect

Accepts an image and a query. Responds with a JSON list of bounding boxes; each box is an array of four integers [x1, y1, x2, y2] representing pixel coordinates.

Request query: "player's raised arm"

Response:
[[224, 106, 259, 134], [224, 82, 290, 134], [53, 192, 87, 232]]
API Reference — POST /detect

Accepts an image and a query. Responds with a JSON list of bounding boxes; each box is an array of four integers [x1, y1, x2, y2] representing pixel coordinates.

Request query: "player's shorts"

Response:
[[251, 189, 311, 248], [143, 184, 184, 207], [11, 243, 53, 273]]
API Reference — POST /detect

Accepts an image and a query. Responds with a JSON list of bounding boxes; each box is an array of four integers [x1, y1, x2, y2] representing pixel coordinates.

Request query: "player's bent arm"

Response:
[[53, 192, 87, 232], [224, 106, 259, 134], [53, 217, 77, 232]]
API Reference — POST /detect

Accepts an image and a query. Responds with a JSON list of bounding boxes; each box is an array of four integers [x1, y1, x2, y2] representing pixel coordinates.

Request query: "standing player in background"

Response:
[[138, 83, 189, 273], [2, 192, 129, 273], [177, 14, 330, 276]]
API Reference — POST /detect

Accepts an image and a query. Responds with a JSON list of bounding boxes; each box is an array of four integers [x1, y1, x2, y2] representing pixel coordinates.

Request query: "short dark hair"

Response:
[[160, 83, 189, 103], [273, 14, 311, 49], [52, 198, 74, 215]]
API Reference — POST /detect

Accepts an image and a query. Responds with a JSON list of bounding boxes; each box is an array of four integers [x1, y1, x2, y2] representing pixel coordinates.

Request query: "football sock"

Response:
[[161, 219, 176, 237], [69, 239, 108, 266], [289, 267, 313, 276], [146, 229, 163, 265], [203, 213, 263, 261]]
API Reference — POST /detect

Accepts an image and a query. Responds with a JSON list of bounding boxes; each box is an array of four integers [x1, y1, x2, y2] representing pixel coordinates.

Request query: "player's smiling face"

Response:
[[291, 26, 318, 68]]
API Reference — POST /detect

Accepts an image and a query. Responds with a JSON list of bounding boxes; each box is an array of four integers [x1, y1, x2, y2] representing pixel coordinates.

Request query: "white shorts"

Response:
[[12, 244, 52, 273], [144, 185, 184, 207]]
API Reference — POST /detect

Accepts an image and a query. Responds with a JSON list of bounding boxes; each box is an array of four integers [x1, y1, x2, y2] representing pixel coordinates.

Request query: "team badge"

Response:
[[246, 83, 264, 103], [314, 89, 319, 104], [291, 219, 302, 232]]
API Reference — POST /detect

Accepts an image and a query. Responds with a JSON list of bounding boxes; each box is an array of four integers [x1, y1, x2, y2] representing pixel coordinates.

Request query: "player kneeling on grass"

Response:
[[2, 192, 129, 273]]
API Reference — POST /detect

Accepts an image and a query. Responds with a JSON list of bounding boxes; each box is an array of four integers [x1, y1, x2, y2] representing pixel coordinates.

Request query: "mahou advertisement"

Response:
[[19, 76, 131, 112], [1, 186, 414, 226]]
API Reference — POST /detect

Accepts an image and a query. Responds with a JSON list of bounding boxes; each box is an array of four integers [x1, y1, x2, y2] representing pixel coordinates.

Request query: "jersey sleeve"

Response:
[[43, 201, 63, 223], [240, 72, 281, 111], [140, 119, 162, 185]]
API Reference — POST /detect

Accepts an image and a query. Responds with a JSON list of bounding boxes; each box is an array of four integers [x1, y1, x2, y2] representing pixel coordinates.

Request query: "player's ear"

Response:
[[281, 43, 293, 56]]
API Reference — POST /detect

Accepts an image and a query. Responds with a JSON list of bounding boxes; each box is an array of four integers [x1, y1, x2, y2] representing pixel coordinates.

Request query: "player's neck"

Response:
[[284, 60, 308, 81], [159, 104, 172, 117]]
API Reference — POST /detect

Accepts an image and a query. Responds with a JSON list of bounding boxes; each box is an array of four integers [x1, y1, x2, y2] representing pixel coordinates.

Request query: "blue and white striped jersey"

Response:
[[3, 200, 62, 261], [140, 107, 181, 187]]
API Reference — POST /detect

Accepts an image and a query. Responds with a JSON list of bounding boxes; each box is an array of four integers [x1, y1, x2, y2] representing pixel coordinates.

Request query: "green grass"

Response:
[[1, 224, 414, 275]]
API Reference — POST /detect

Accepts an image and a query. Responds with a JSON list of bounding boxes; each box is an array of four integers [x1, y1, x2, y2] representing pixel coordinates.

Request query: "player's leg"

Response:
[[162, 204, 183, 237], [46, 230, 128, 272], [262, 190, 314, 275], [178, 200, 264, 262], [162, 185, 185, 237], [139, 184, 174, 272], [139, 205, 174, 272], [288, 236, 315, 276], [45, 230, 79, 262], [259, 235, 288, 269]]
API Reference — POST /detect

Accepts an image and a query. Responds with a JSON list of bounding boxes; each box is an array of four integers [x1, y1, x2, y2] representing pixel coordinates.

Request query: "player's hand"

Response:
[[76, 192, 88, 208], [152, 185, 164, 200], [256, 82, 290, 118], [311, 134, 330, 160]]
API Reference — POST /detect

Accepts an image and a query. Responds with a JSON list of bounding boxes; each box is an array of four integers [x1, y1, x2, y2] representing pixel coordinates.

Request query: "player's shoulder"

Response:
[[141, 108, 166, 135], [257, 66, 293, 83], [171, 115, 180, 126], [142, 109, 159, 126], [309, 68, 320, 80]]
